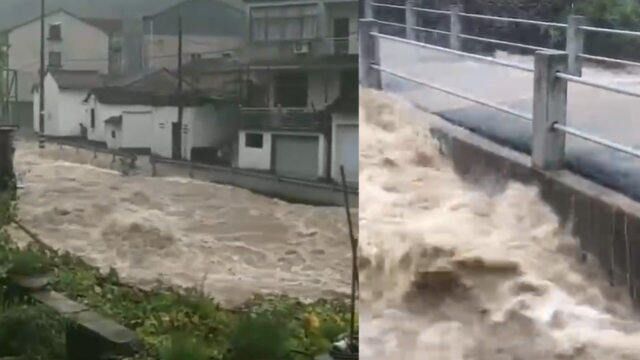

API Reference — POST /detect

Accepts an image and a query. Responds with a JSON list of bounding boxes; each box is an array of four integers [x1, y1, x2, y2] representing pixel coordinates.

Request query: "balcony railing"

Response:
[[240, 108, 325, 132]]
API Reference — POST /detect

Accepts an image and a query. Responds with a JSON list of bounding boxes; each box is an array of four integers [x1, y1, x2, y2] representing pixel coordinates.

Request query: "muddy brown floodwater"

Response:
[[359, 89, 640, 360], [13, 139, 355, 307]]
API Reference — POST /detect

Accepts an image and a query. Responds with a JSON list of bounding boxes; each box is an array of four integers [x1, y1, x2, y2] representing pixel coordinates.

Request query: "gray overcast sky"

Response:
[[0, 0, 185, 30]]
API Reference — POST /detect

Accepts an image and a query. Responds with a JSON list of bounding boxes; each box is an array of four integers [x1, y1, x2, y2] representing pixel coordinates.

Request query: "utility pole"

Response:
[[38, 0, 45, 148], [176, 13, 183, 159]]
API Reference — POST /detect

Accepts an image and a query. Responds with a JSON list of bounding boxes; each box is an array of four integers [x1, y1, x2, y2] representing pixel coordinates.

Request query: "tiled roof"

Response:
[[50, 70, 105, 90], [81, 17, 123, 35]]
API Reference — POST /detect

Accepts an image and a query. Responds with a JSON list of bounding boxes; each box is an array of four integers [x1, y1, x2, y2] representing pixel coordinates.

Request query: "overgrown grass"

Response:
[[0, 189, 353, 359], [46, 249, 353, 359], [0, 303, 66, 360]]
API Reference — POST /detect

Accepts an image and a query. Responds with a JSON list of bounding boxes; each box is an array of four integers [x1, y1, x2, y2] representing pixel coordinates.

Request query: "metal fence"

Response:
[[360, 0, 640, 170]]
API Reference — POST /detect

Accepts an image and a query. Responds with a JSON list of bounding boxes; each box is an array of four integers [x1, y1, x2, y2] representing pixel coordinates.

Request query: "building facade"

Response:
[[5, 10, 122, 102], [4, 9, 122, 130], [32, 70, 104, 137], [236, 0, 358, 182], [142, 0, 247, 72]]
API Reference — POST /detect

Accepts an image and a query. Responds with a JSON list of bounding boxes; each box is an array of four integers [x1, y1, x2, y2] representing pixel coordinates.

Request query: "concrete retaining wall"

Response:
[[152, 158, 359, 208], [428, 115, 640, 300]]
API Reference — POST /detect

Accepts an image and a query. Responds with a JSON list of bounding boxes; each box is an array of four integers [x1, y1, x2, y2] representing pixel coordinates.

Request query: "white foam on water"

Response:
[[13, 140, 356, 307], [360, 89, 640, 359]]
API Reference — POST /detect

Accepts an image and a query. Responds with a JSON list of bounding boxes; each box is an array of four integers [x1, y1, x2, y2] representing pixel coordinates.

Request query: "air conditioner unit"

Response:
[[293, 42, 310, 54]]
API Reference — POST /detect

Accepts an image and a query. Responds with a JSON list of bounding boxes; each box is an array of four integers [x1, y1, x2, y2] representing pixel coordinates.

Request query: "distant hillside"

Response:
[[0, 0, 243, 30]]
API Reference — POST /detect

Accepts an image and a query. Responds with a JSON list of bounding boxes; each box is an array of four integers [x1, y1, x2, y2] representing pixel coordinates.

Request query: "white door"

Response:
[[335, 124, 358, 183]]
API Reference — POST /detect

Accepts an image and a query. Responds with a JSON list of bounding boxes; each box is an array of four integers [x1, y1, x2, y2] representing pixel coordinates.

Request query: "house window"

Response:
[[49, 23, 62, 40], [250, 5, 317, 42], [90, 109, 96, 129], [190, 53, 202, 61], [245, 133, 263, 148], [111, 130, 116, 139], [274, 72, 308, 108], [48, 51, 62, 68]]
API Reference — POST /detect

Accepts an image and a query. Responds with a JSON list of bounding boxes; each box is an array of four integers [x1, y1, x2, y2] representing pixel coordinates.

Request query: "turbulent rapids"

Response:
[[359, 89, 640, 360], [12, 140, 355, 307]]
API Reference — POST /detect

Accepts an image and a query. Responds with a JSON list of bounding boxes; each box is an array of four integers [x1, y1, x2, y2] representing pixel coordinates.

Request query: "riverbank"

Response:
[[14, 139, 355, 307], [0, 192, 353, 359]]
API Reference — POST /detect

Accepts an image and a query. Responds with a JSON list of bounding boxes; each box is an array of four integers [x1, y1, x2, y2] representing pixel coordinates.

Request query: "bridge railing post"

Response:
[[449, 5, 462, 51], [359, 19, 382, 89], [532, 51, 568, 170], [363, 0, 373, 19], [566, 15, 587, 76], [406, 0, 417, 41]]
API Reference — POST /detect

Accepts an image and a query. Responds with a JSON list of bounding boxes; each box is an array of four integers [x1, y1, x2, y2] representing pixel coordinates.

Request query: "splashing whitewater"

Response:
[[359, 89, 640, 359], [12, 139, 355, 307]]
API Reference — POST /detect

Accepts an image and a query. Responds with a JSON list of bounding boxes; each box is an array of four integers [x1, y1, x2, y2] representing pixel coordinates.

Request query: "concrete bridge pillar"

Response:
[[359, 19, 381, 89], [449, 5, 462, 51], [363, 0, 373, 19], [566, 15, 588, 76], [532, 51, 568, 170], [406, 0, 418, 41]]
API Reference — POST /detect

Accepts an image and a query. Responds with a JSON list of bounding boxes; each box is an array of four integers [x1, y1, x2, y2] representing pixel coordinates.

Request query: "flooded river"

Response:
[[359, 89, 640, 360], [13, 140, 354, 307]]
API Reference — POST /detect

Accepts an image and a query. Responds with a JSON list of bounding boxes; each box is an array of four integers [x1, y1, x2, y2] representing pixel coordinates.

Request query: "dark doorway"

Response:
[[340, 70, 358, 97], [274, 72, 308, 108], [172, 122, 181, 160], [333, 18, 350, 55]]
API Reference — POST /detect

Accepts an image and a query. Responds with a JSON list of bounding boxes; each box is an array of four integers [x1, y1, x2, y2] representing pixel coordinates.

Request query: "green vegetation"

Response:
[[574, 0, 640, 61], [0, 190, 352, 359], [0, 303, 66, 360]]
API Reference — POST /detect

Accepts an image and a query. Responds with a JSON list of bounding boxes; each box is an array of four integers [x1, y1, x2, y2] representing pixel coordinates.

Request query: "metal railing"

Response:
[[371, 32, 534, 72], [368, 1, 640, 72], [370, 63, 532, 122], [359, 1, 640, 170]]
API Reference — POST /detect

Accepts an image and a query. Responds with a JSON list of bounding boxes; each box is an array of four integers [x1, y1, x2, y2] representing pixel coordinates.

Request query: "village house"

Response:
[[142, 0, 247, 72], [85, 68, 238, 161], [234, 0, 359, 182], [2, 9, 123, 129], [32, 70, 104, 137]]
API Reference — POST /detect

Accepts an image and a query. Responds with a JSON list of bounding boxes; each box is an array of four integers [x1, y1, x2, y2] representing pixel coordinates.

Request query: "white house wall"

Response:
[[43, 74, 60, 136], [32, 90, 40, 133], [151, 106, 177, 159], [238, 130, 327, 178], [8, 11, 110, 101], [105, 122, 122, 149], [121, 111, 153, 149], [57, 90, 88, 136], [331, 113, 358, 183], [88, 99, 151, 143], [238, 130, 272, 171]]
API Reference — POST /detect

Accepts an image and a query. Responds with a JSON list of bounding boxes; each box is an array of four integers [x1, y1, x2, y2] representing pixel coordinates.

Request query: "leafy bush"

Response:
[[228, 314, 291, 360], [159, 333, 208, 360], [573, 0, 640, 60], [8, 250, 51, 276], [0, 304, 65, 359]]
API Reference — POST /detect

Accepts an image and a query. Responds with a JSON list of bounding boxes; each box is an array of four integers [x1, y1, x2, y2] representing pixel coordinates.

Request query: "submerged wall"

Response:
[[428, 114, 640, 301]]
